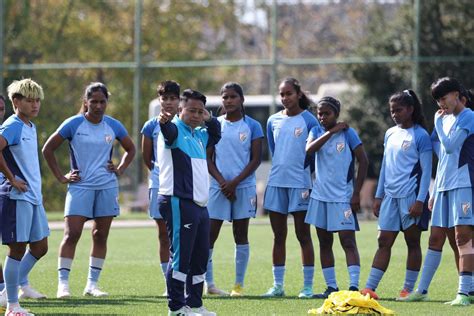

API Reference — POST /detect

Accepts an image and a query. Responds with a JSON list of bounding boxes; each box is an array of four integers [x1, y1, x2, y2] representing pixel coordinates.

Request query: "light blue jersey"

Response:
[[141, 117, 160, 189], [375, 125, 432, 201], [0, 115, 42, 205], [432, 108, 474, 192], [267, 110, 319, 189], [309, 127, 361, 203], [210, 115, 264, 189], [57, 114, 128, 190]]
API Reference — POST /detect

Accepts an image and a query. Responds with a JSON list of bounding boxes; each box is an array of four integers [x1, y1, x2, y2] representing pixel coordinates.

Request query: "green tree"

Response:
[[345, 0, 474, 178]]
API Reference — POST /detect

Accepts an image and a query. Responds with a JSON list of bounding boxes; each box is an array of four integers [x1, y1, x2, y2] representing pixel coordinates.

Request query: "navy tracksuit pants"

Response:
[[159, 195, 210, 311]]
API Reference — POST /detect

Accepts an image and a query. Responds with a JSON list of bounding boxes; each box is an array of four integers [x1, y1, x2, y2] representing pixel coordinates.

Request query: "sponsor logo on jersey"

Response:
[[344, 209, 352, 219], [184, 223, 192, 229], [401, 140, 411, 151], [462, 202, 471, 215], [105, 134, 113, 144], [294, 127, 303, 137], [336, 142, 345, 153], [76, 132, 89, 136], [239, 132, 248, 142]]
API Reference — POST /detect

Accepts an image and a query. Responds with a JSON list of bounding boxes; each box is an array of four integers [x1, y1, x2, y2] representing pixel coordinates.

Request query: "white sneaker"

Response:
[[19, 285, 46, 299], [83, 286, 108, 297], [0, 290, 6, 308], [205, 285, 228, 296], [192, 306, 216, 316], [56, 283, 71, 298], [168, 306, 198, 316], [4, 306, 34, 316]]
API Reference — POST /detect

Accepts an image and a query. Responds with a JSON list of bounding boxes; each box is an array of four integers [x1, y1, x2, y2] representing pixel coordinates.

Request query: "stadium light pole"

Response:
[[412, 0, 420, 94], [132, 0, 143, 192], [0, 0, 4, 93], [269, 0, 278, 115]]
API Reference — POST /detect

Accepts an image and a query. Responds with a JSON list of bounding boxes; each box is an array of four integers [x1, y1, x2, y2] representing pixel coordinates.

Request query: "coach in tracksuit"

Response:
[[158, 89, 221, 316]]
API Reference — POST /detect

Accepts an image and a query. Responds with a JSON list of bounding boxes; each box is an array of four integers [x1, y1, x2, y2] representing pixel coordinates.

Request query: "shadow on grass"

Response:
[[22, 295, 169, 314]]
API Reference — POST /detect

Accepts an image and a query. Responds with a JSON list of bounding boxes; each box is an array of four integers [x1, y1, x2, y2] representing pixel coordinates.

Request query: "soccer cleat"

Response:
[[0, 290, 6, 308], [444, 294, 470, 306], [4, 307, 34, 316], [313, 286, 338, 299], [297, 286, 313, 299], [360, 288, 378, 300], [395, 288, 411, 301], [348, 286, 359, 291], [56, 283, 71, 298], [230, 284, 243, 297], [205, 285, 228, 296], [405, 290, 428, 302], [262, 285, 285, 297], [191, 306, 216, 316], [19, 285, 46, 299], [83, 286, 108, 297], [168, 306, 198, 316]]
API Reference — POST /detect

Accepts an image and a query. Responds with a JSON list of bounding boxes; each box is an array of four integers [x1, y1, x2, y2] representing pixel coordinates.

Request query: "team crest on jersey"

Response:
[[462, 202, 471, 215], [336, 142, 345, 153], [250, 197, 257, 208], [105, 134, 113, 144], [344, 209, 352, 219], [401, 140, 411, 151], [294, 127, 303, 137], [240, 133, 248, 142], [301, 190, 310, 200]]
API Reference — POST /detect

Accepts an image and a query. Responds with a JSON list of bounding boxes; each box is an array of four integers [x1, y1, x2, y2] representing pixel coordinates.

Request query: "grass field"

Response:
[[9, 220, 472, 315]]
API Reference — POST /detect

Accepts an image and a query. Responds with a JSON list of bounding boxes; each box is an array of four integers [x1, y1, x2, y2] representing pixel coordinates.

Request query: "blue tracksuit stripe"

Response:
[[171, 196, 181, 270]]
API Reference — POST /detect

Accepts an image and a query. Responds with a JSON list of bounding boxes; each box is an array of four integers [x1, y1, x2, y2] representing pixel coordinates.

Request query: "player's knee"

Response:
[[91, 228, 109, 243], [63, 230, 82, 245], [456, 234, 472, 250], [377, 235, 393, 249], [296, 232, 312, 246], [340, 236, 357, 251], [427, 232, 444, 249]]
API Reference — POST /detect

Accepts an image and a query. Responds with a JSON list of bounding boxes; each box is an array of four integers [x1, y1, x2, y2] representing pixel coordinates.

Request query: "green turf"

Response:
[[12, 220, 472, 315]]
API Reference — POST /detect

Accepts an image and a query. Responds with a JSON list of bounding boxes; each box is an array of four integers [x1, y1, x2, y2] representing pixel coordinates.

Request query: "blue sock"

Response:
[[365, 267, 385, 291], [403, 269, 419, 292], [160, 262, 168, 278], [58, 257, 73, 283], [205, 248, 214, 286], [4, 256, 21, 303], [0, 282, 4, 292], [322, 267, 337, 289], [273, 265, 285, 287], [458, 273, 471, 295], [417, 249, 442, 294], [235, 244, 249, 286], [19, 250, 38, 287], [303, 265, 314, 288], [86, 257, 104, 288], [348, 265, 360, 289]]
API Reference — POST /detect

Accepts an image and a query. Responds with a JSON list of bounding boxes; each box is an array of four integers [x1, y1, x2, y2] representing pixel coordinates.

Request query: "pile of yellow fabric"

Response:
[[308, 290, 395, 315]]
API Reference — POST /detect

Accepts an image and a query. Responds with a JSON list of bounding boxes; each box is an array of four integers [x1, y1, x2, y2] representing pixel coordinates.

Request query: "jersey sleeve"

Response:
[[141, 119, 157, 139], [248, 117, 264, 140], [346, 128, 362, 150], [307, 125, 321, 142], [266, 117, 275, 156], [57, 116, 82, 140], [302, 111, 320, 134], [415, 127, 432, 153], [107, 118, 128, 141], [0, 121, 22, 146]]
